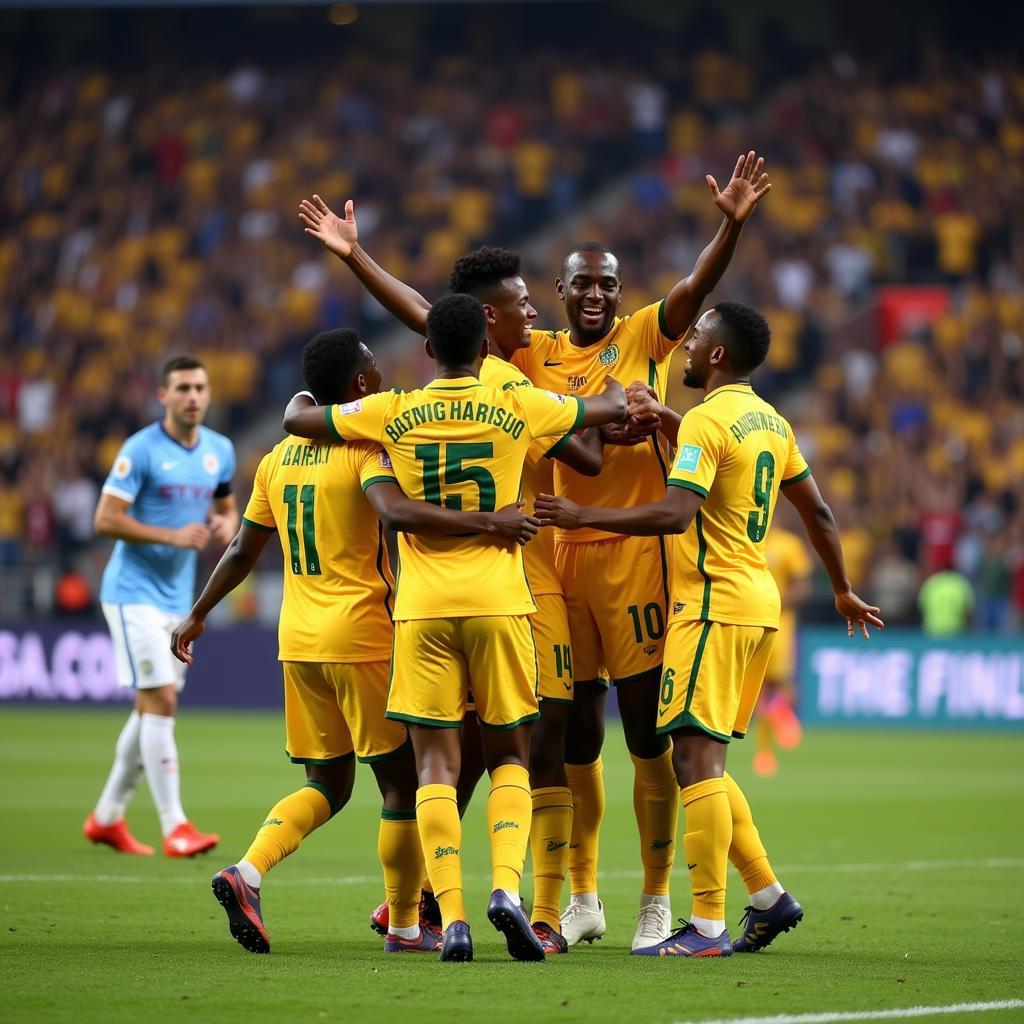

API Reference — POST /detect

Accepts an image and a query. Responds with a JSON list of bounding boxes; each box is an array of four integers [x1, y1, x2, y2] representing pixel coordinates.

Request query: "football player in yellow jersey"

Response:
[[536, 302, 884, 958], [282, 295, 627, 963], [170, 328, 539, 956], [755, 522, 813, 776], [298, 151, 770, 948]]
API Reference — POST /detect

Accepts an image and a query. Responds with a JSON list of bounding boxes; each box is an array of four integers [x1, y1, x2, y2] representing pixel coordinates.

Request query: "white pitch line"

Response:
[[672, 1001, 1024, 1024], [1, 857, 1022, 887]]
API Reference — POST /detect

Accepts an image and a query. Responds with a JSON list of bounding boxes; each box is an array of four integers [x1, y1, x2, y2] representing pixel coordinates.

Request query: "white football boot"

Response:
[[631, 898, 673, 950], [559, 896, 607, 945]]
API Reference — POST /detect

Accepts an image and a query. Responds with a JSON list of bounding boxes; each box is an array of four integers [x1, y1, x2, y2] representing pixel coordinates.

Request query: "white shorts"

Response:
[[101, 603, 188, 692]]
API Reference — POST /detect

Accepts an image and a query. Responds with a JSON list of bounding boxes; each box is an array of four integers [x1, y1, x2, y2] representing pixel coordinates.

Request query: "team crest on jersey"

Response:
[[675, 444, 702, 473], [599, 344, 619, 367], [378, 452, 393, 468], [544, 390, 566, 404], [340, 400, 362, 415], [203, 453, 220, 476], [113, 456, 132, 479]]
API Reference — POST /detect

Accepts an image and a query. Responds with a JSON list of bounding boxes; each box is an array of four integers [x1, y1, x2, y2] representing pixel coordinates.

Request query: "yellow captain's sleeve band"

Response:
[[780, 467, 812, 487], [361, 476, 396, 492], [242, 516, 276, 532], [325, 405, 345, 442], [545, 396, 586, 456], [667, 479, 709, 499]]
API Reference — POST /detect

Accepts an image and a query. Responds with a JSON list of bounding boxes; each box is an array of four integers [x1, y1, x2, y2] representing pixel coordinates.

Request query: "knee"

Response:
[[136, 688, 177, 718], [306, 763, 354, 816]]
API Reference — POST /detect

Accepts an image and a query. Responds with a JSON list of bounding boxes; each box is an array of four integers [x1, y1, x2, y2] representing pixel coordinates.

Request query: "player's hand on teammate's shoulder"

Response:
[[487, 502, 540, 546], [207, 513, 235, 546], [170, 523, 212, 550], [834, 589, 885, 639], [299, 194, 357, 259], [706, 150, 772, 224], [534, 493, 583, 530], [170, 614, 205, 665]]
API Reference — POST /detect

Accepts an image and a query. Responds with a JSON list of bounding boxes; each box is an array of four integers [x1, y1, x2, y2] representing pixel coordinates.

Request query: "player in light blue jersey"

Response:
[[84, 355, 239, 858]]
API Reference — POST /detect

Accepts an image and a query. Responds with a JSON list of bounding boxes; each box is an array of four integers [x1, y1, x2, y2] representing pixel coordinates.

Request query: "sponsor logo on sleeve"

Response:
[[340, 400, 362, 415], [675, 444, 703, 473], [378, 452, 393, 468], [544, 390, 567, 403], [113, 456, 132, 479]]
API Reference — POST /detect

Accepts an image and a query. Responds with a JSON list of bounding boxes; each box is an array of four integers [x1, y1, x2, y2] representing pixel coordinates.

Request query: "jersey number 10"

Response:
[[283, 484, 322, 575]]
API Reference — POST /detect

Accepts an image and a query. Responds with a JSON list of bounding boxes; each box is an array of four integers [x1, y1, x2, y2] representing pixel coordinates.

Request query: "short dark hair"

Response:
[[449, 246, 522, 301], [426, 293, 487, 366], [561, 241, 616, 281], [301, 328, 367, 405], [711, 302, 772, 375], [161, 355, 204, 385]]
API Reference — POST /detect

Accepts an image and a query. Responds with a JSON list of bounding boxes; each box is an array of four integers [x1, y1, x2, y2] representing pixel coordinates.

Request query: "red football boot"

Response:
[[163, 821, 220, 857], [83, 813, 154, 855]]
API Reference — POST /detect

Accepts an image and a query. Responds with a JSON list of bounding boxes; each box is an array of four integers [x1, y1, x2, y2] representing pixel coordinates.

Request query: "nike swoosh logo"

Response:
[[161, 461, 178, 471], [543, 360, 563, 367]]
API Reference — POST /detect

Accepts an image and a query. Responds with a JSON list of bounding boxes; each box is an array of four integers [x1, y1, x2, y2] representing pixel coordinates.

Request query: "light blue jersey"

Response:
[[99, 422, 236, 615]]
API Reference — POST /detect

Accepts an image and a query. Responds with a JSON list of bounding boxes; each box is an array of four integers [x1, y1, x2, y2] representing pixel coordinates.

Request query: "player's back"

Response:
[[325, 376, 582, 620], [100, 422, 236, 615], [667, 384, 810, 629], [244, 436, 394, 662]]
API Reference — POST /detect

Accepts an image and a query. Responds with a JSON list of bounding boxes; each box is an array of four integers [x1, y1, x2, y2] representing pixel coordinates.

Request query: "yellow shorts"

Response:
[[554, 535, 668, 685], [531, 593, 574, 705], [387, 615, 539, 729], [283, 660, 409, 764], [656, 621, 775, 742], [764, 621, 796, 685]]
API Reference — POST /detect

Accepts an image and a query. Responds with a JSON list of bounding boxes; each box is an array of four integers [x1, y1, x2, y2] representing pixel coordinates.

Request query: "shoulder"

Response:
[[200, 426, 236, 454], [120, 423, 160, 453], [616, 302, 664, 334], [482, 356, 532, 391]]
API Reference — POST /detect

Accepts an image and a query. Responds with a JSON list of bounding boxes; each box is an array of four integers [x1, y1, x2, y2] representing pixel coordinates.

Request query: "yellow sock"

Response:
[[243, 783, 332, 878], [416, 783, 464, 928], [724, 772, 778, 893], [565, 758, 604, 895], [680, 777, 730, 921], [631, 748, 678, 896], [487, 764, 532, 895], [529, 786, 573, 928], [378, 810, 423, 930]]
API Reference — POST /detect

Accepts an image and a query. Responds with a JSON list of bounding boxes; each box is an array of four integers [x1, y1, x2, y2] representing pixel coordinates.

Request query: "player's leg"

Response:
[[595, 536, 678, 948], [555, 537, 610, 940], [85, 605, 152, 853], [728, 632, 803, 952], [212, 662, 355, 953], [527, 593, 575, 952], [456, 708, 486, 815], [468, 614, 545, 962], [387, 618, 472, 961]]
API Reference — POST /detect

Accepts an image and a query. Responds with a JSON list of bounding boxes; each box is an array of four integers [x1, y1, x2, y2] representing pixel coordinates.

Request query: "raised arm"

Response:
[[661, 152, 771, 338], [282, 392, 333, 441], [95, 492, 211, 551], [364, 482, 538, 545], [535, 484, 702, 537], [299, 195, 430, 335], [576, 377, 628, 428], [782, 474, 884, 637], [170, 523, 274, 664]]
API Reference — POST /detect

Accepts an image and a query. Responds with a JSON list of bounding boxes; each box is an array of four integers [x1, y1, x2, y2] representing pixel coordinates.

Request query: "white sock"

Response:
[[140, 713, 187, 836], [640, 892, 671, 910], [94, 711, 144, 826], [388, 923, 419, 940], [690, 915, 725, 938], [573, 892, 600, 910], [750, 882, 785, 911], [236, 860, 262, 889], [498, 887, 520, 904]]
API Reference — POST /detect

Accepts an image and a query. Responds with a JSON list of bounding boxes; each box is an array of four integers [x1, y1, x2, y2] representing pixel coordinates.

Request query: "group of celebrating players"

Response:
[[82, 150, 883, 963]]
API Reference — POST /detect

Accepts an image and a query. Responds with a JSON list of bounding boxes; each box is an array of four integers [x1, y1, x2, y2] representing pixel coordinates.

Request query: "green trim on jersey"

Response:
[[241, 516, 276, 533], [361, 475, 397, 492], [781, 466, 812, 488], [667, 479, 709, 499], [695, 512, 712, 619], [325, 406, 344, 442]]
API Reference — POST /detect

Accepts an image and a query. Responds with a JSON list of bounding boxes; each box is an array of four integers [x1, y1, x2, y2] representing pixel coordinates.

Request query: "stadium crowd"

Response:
[[1, 10, 1022, 630]]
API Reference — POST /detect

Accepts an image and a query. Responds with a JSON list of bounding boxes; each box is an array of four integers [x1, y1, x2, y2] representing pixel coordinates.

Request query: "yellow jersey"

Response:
[[326, 376, 583, 620], [666, 384, 810, 629], [243, 437, 397, 663], [766, 527, 812, 634], [479, 354, 563, 597], [513, 301, 681, 544]]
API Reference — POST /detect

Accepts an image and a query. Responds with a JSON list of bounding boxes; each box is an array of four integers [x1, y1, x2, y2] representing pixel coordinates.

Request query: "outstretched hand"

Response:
[[835, 590, 885, 639], [534, 493, 584, 530], [299, 195, 358, 258], [488, 502, 541, 546], [170, 614, 205, 665], [706, 151, 772, 224]]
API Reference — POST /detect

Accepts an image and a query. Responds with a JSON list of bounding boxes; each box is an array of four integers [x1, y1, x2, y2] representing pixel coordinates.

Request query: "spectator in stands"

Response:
[[918, 569, 975, 636]]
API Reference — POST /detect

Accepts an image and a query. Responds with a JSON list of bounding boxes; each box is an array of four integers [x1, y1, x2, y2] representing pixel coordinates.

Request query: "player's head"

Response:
[[159, 355, 209, 429], [683, 303, 772, 389], [425, 293, 488, 372], [301, 328, 382, 405], [449, 246, 537, 356], [556, 242, 622, 342]]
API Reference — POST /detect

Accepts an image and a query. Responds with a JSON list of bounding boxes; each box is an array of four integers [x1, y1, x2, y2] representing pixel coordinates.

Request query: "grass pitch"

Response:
[[2, 707, 1022, 1024]]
